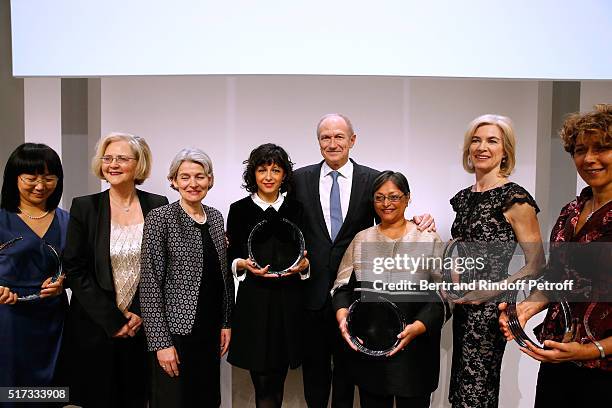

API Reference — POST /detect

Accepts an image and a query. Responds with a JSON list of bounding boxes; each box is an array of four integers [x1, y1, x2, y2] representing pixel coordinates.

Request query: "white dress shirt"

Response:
[[232, 193, 309, 280], [319, 160, 353, 238]]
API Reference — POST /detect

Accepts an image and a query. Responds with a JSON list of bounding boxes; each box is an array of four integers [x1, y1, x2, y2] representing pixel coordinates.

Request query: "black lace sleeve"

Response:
[[502, 184, 540, 214], [450, 188, 468, 212]]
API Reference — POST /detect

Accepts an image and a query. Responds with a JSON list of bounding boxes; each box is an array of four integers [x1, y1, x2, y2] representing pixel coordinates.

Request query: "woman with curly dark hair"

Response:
[[500, 104, 612, 406], [226, 143, 310, 408]]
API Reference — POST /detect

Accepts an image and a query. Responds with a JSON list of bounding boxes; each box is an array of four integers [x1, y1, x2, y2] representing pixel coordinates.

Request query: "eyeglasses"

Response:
[[19, 175, 59, 186], [100, 155, 136, 165], [374, 193, 405, 203]]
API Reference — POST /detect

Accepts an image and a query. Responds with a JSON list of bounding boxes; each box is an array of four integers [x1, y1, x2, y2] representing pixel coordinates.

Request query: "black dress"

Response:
[[226, 196, 305, 372], [449, 182, 539, 408]]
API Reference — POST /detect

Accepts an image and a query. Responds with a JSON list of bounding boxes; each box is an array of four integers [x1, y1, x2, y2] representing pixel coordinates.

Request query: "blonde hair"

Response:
[[462, 114, 516, 177], [91, 132, 152, 185]]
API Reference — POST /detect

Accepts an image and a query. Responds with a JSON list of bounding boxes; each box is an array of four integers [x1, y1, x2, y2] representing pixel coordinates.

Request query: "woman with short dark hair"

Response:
[[0, 143, 67, 389], [227, 143, 309, 408], [332, 170, 446, 408]]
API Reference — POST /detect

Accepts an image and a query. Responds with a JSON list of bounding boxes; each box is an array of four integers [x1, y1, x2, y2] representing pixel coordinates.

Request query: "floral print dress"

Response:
[[536, 186, 611, 371]]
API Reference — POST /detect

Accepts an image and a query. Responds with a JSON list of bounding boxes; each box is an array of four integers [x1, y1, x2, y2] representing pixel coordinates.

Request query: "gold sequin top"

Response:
[[110, 222, 144, 312]]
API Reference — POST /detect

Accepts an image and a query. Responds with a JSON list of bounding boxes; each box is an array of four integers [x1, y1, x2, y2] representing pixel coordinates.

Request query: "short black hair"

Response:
[[1, 143, 64, 212], [242, 143, 294, 194], [371, 170, 410, 197]]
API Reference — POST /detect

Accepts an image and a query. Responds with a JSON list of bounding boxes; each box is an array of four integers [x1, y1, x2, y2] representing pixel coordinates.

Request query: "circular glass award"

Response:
[[247, 217, 305, 275], [0, 237, 63, 302], [506, 285, 573, 349], [582, 302, 607, 347], [346, 297, 406, 357], [441, 238, 477, 300]]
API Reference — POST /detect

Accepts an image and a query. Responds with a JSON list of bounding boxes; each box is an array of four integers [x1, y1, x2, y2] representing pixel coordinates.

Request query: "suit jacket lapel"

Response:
[[205, 208, 225, 269], [136, 190, 153, 217], [335, 159, 366, 242], [95, 190, 114, 291], [308, 162, 331, 243]]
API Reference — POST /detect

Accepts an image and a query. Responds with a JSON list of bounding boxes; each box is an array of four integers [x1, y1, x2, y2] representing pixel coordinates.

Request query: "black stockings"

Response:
[[249, 369, 288, 408]]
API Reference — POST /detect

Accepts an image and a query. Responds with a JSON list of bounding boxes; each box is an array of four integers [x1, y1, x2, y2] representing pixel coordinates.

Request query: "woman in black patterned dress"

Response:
[[448, 114, 544, 408]]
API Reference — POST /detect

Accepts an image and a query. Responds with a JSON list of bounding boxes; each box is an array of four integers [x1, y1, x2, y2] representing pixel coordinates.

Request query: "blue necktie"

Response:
[[330, 171, 343, 241]]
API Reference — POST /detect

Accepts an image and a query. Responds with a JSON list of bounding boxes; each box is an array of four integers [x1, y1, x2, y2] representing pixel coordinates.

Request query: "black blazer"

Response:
[[63, 189, 168, 337], [139, 201, 234, 352], [290, 159, 379, 310]]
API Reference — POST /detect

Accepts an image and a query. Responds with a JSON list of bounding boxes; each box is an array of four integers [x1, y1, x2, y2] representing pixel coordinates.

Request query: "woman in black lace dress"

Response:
[[448, 114, 544, 408]]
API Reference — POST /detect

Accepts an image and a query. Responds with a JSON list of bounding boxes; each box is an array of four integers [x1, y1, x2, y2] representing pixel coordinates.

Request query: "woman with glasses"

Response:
[[226, 143, 309, 408], [140, 148, 234, 408], [59, 133, 167, 408], [448, 115, 543, 408], [332, 171, 446, 408], [0, 143, 67, 391]]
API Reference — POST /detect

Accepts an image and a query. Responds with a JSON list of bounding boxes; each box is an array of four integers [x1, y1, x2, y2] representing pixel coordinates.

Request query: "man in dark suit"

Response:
[[291, 114, 433, 407]]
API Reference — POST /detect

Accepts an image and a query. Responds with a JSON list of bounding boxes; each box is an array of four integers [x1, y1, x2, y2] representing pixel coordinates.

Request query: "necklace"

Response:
[[180, 199, 206, 224], [473, 178, 506, 193], [585, 197, 612, 222], [109, 191, 135, 212], [18, 207, 49, 219]]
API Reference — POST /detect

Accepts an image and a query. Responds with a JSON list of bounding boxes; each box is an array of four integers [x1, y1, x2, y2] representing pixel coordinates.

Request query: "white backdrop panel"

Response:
[[11, 0, 612, 79]]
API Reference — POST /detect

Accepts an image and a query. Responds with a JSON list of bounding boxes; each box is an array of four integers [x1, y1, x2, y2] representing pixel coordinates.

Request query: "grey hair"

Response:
[[167, 148, 214, 190], [316, 113, 355, 139]]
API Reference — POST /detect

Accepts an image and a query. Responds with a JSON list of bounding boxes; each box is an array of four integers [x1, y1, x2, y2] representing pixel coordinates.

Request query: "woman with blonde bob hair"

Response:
[[91, 132, 153, 184], [448, 114, 544, 407], [60, 132, 168, 408], [461, 114, 517, 177]]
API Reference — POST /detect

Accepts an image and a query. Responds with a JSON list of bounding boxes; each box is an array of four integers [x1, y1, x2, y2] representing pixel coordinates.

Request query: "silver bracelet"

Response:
[[592, 340, 606, 359]]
